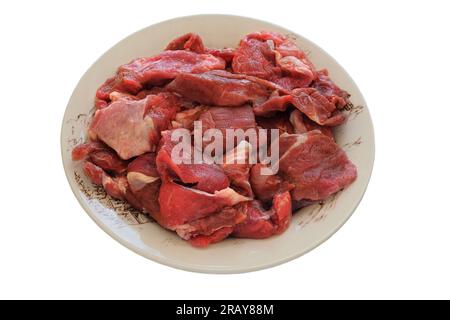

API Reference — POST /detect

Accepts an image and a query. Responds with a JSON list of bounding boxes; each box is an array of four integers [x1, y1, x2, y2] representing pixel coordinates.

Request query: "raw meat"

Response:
[[96, 50, 225, 101], [89, 93, 180, 160], [278, 131, 357, 201], [72, 31, 358, 247], [166, 71, 272, 106]]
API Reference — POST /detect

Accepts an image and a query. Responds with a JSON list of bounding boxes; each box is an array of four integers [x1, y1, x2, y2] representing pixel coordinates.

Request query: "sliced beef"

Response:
[[166, 70, 273, 106], [172, 106, 206, 130], [232, 31, 315, 90], [289, 109, 334, 140], [312, 69, 350, 108], [250, 164, 293, 202], [156, 130, 230, 193], [291, 88, 346, 126], [96, 50, 225, 101], [125, 153, 161, 215], [165, 33, 205, 53], [221, 141, 254, 197], [72, 141, 128, 174], [279, 131, 357, 201], [89, 93, 180, 160], [233, 191, 292, 239], [156, 180, 250, 229]]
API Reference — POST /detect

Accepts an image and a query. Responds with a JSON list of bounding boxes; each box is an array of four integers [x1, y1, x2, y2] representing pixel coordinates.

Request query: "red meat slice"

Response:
[[312, 69, 350, 108], [250, 164, 294, 202], [205, 48, 236, 64], [166, 71, 272, 106], [125, 153, 161, 215], [253, 93, 292, 116], [96, 50, 225, 100], [199, 105, 256, 130], [289, 109, 334, 140], [156, 180, 250, 229], [172, 106, 206, 130], [176, 206, 246, 240], [189, 227, 234, 248], [156, 130, 229, 193], [72, 141, 128, 174], [165, 33, 205, 53], [291, 88, 346, 126], [232, 37, 279, 79], [279, 131, 357, 201], [221, 141, 254, 197], [89, 93, 180, 160], [82, 161, 128, 200], [232, 31, 315, 90], [233, 191, 292, 239], [256, 113, 294, 135]]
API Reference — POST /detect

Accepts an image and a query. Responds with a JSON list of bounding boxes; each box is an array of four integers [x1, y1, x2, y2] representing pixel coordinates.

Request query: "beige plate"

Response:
[[61, 14, 375, 273]]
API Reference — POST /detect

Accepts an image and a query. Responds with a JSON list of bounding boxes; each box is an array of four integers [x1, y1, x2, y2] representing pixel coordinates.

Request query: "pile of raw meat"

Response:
[[72, 32, 357, 247]]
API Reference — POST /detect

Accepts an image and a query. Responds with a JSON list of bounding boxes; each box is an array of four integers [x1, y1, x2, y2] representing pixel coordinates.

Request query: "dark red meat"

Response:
[[279, 131, 357, 201], [96, 50, 225, 100], [166, 70, 272, 106]]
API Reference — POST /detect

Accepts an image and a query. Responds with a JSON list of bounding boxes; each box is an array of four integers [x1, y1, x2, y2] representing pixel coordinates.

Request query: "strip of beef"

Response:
[[232, 31, 315, 90], [176, 206, 246, 240], [156, 180, 250, 229], [166, 70, 274, 106], [82, 161, 128, 200], [165, 33, 205, 53], [171, 106, 206, 130], [291, 88, 346, 126], [96, 50, 225, 102], [256, 112, 294, 135], [156, 130, 229, 193], [221, 141, 254, 197], [89, 93, 180, 160], [233, 191, 292, 239], [72, 141, 128, 174], [125, 153, 161, 215], [312, 69, 350, 108], [254, 88, 346, 126], [289, 109, 334, 139], [278, 131, 357, 201], [250, 164, 294, 203]]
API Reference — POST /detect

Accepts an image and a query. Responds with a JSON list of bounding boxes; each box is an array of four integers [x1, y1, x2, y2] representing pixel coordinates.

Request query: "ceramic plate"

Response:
[[61, 14, 374, 273]]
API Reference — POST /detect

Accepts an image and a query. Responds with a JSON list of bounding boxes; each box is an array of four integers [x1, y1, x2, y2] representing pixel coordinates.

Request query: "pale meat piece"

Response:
[[89, 93, 180, 160]]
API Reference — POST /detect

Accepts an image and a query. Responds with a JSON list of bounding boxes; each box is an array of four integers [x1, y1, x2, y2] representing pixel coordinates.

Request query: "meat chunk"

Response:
[[72, 141, 128, 174], [165, 33, 205, 53], [125, 153, 161, 215], [232, 31, 315, 90], [221, 141, 254, 197], [156, 181, 250, 229], [250, 164, 293, 203], [176, 206, 246, 240], [291, 88, 346, 126], [89, 93, 180, 160], [289, 109, 334, 139], [233, 191, 292, 239], [96, 50, 225, 100], [279, 131, 357, 201], [312, 69, 350, 108], [166, 71, 272, 106], [156, 130, 230, 193]]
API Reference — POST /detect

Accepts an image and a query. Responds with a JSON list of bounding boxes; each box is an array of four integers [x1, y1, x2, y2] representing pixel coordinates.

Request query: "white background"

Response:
[[1, 0, 449, 299]]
